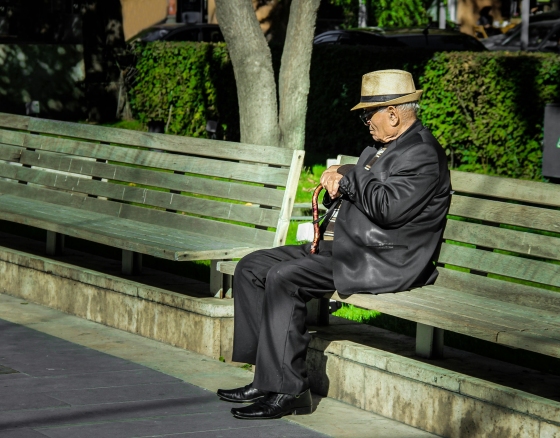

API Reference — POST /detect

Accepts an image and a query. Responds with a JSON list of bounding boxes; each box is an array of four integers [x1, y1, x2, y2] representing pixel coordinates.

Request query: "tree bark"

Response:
[[215, 0, 280, 147], [278, 0, 320, 150]]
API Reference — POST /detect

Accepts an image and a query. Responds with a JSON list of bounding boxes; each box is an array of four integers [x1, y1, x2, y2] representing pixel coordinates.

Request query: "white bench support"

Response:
[[46, 231, 65, 256], [416, 323, 444, 359], [211, 260, 232, 298], [122, 250, 142, 275]]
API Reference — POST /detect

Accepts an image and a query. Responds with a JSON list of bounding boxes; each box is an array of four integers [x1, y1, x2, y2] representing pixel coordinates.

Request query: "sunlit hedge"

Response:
[[129, 43, 560, 180]]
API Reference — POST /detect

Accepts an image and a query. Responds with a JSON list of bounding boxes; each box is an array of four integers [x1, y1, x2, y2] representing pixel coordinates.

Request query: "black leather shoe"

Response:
[[231, 389, 313, 419], [217, 383, 268, 403]]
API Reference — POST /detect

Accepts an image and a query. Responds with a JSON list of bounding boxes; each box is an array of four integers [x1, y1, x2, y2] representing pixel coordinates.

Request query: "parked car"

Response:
[[483, 18, 560, 52], [129, 23, 224, 43], [313, 28, 487, 51]]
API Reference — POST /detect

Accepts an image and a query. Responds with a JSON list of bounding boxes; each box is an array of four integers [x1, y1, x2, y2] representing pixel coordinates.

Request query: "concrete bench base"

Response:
[[1, 242, 559, 437]]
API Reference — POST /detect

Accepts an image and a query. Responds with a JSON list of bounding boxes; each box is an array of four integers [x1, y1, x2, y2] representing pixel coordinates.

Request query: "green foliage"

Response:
[[129, 43, 560, 180], [420, 51, 560, 179], [328, 0, 428, 28], [129, 42, 239, 140]]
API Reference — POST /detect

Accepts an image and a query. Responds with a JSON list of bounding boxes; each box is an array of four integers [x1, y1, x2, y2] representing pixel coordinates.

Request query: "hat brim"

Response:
[[350, 90, 423, 111]]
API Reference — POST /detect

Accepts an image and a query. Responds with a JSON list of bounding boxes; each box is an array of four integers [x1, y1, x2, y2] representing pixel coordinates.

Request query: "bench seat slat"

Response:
[[0, 114, 28, 130], [416, 285, 560, 328], [449, 195, 560, 234], [0, 144, 23, 162], [450, 170, 560, 208], [439, 243, 560, 288], [394, 288, 560, 331], [496, 330, 560, 358], [0, 181, 276, 248], [330, 291, 560, 358], [330, 292, 507, 343], [8, 115, 296, 166], [21, 134, 290, 186], [0, 194, 265, 261], [0, 163, 281, 228], [444, 220, 560, 261], [435, 268, 560, 312], [17, 150, 285, 208]]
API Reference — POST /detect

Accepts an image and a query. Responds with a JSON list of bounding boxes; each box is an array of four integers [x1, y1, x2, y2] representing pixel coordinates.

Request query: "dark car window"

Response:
[[314, 32, 341, 44], [502, 22, 557, 48], [202, 28, 224, 42], [390, 34, 484, 51], [165, 28, 200, 42], [139, 28, 171, 42]]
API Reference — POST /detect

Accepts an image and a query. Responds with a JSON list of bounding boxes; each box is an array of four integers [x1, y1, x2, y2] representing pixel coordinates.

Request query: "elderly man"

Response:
[[217, 69, 451, 420]]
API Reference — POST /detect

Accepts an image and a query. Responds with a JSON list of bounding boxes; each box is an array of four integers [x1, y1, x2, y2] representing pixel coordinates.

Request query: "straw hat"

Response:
[[351, 69, 422, 111]]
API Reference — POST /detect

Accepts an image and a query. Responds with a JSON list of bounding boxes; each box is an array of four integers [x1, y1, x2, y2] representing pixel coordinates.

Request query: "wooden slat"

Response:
[[435, 268, 560, 312], [439, 243, 560, 287], [496, 330, 560, 358], [21, 134, 290, 187], [338, 155, 359, 166], [217, 260, 238, 275], [17, 150, 284, 207], [330, 292, 508, 343], [0, 113, 30, 131], [410, 286, 560, 330], [0, 130, 27, 147], [330, 291, 560, 358], [450, 170, 560, 208], [14, 115, 295, 166], [0, 193, 265, 261], [444, 220, 560, 261], [0, 181, 276, 248], [0, 144, 23, 162], [449, 195, 560, 234], [0, 162, 280, 228]]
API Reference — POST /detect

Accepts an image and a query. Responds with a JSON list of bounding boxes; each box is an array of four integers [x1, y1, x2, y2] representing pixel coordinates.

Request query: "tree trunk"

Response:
[[215, 0, 280, 147], [278, 0, 320, 150]]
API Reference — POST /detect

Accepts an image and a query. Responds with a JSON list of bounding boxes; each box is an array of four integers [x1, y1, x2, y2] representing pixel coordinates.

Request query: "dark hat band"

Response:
[[360, 92, 413, 103]]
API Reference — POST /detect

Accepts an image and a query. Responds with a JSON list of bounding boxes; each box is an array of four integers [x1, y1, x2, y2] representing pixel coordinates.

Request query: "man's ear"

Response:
[[386, 106, 399, 127]]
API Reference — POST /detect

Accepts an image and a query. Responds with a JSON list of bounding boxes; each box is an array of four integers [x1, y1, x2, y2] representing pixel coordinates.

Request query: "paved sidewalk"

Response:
[[0, 293, 436, 438]]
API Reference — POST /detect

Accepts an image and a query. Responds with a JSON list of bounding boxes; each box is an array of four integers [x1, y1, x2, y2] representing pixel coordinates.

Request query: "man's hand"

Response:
[[320, 165, 343, 199]]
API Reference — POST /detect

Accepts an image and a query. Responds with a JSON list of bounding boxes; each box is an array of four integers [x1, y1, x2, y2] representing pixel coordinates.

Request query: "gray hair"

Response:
[[377, 102, 419, 119]]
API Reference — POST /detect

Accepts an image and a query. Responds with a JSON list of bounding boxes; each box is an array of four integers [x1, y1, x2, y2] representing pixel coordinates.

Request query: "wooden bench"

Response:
[[217, 154, 560, 360], [0, 113, 304, 297]]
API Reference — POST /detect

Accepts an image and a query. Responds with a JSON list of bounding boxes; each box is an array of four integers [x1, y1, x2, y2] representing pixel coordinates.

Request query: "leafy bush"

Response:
[[420, 51, 560, 179], [128, 43, 560, 180], [129, 42, 239, 140]]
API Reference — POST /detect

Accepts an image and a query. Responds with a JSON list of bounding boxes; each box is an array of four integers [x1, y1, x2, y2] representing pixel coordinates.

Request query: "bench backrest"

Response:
[[0, 113, 304, 249], [338, 155, 560, 295]]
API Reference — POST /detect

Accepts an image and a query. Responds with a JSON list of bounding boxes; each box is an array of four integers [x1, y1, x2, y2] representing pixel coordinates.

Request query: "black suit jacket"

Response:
[[325, 120, 451, 295]]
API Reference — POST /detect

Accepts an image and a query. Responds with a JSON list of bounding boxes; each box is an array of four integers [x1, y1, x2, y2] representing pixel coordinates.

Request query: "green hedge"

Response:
[[420, 52, 560, 179], [129, 42, 239, 140], [129, 43, 560, 180]]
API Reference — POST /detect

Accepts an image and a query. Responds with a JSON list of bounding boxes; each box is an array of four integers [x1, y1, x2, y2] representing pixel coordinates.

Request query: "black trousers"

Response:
[[232, 242, 335, 395]]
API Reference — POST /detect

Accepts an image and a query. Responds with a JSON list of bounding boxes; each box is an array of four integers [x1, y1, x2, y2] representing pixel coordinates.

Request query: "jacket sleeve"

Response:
[[337, 142, 441, 229]]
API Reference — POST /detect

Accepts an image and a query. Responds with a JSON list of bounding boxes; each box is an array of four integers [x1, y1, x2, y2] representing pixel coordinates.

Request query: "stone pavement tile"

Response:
[[0, 428, 49, 437], [0, 352, 145, 377], [34, 411, 328, 438], [0, 393, 69, 412], [48, 381, 205, 405], [0, 395, 223, 430], [0, 369, 180, 394]]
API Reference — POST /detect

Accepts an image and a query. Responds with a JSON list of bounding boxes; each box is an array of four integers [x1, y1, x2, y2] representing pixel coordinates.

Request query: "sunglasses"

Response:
[[359, 107, 381, 125]]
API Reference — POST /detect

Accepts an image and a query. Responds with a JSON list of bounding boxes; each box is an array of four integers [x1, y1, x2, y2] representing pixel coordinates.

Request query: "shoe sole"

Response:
[[218, 395, 266, 403], [232, 405, 313, 419]]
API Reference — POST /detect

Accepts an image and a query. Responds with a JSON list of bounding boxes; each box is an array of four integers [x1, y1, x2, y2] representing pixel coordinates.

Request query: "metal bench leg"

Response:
[[46, 231, 65, 256], [122, 250, 142, 275], [306, 298, 330, 326], [416, 323, 444, 359]]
